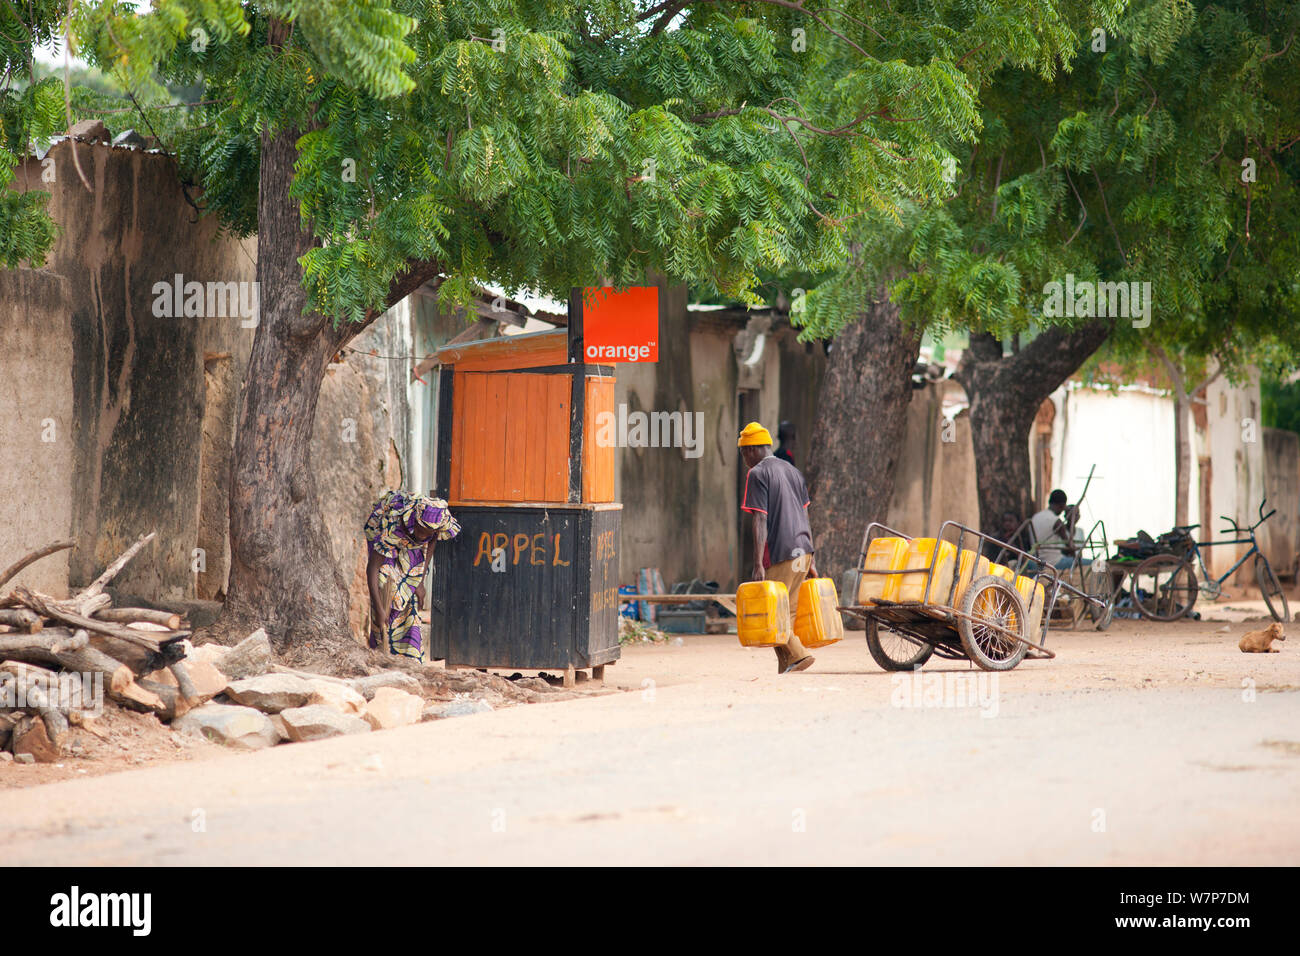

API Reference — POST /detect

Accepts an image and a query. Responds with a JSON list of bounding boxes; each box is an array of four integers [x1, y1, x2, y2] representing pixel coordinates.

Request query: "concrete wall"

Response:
[[6, 140, 256, 600], [1202, 374, 1267, 582], [615, 282, 713, 586], [0, 268, 74, 596], [1044, 377, 1269, 584], [1049, 384, 1182, 544], [1262, 427, 1299, 579], [886, 381, 979, 537], [4, 140, 400, 619]]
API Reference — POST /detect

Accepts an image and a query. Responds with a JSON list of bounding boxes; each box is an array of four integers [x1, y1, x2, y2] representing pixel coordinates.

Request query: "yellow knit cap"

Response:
[[737, 422, 773, 447]]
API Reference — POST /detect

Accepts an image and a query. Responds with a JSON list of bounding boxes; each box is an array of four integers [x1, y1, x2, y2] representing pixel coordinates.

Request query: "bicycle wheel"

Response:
[[1131, 555, 1197, 621], [1256, 555, 1290, 623], [864, 617, 934, 671]]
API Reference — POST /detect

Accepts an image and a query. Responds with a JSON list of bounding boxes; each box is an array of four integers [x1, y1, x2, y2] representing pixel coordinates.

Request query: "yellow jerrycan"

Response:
[[857, 536, 909, 604], [953, 549, 991, 608], [1014, 575, 1046, 635], [898, 538, 957, 604], [736, 580, 792, 647], [988, 562, 1017, 584], [794, 577, 844, 648]]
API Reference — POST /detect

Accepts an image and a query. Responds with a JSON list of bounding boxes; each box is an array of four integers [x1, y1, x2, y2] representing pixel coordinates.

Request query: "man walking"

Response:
[[739, 421, 819, 674]]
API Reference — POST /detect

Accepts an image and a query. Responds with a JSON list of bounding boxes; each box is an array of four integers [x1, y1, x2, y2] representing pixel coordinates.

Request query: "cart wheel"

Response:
[[1256, 555, 1290, 623], [1131, 555, 1197, 621], [864, 618, 934, 671], [1087, 578, 1115, 631], [1089, 595, 1114, 631], [958, 575, 1028, 671]]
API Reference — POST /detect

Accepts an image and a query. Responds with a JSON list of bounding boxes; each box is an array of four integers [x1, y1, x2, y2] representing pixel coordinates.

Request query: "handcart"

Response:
[[838, 520, 1105, 672]]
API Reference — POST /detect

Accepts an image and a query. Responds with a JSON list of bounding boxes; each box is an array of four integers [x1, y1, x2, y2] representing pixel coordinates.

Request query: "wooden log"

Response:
[[78, 531, 156, 608], [49, 630, 88, 654], [92, 607, 183, 629], [137, 677, 188, 721], [113, 679, 167, 715], [0, 659, 58, 683], [11, 714, 61, 763], [0, 609, 41, 633], [86, 634, 166, 677], [0, 627, 141, 703], [11, 587, 185, 650], [0, 670, 70, 749], [0, 540, 74, 591]]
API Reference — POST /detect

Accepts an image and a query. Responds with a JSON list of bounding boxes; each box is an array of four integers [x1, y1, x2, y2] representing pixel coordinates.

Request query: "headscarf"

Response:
[[364, 490, 460, 560]]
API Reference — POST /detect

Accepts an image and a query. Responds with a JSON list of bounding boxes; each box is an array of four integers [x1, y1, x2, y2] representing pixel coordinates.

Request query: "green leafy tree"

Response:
[[3, 1, 1124, 656], [822, 0, 1300, 533]]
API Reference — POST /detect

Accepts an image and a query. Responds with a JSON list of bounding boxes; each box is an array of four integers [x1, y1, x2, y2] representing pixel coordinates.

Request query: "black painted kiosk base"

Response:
[[428, 504, 622, 673]]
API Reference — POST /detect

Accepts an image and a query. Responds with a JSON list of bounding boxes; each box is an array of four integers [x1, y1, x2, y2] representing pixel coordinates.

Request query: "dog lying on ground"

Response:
[[1239, 621, 1285, 653]]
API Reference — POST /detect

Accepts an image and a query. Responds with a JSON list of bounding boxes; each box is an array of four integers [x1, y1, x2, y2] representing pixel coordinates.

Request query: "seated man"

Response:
[[1029, 490, 1091, 570]]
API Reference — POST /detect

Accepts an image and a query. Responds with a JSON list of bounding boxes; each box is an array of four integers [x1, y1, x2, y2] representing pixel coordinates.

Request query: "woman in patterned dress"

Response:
[[363, 491, 460, 661]]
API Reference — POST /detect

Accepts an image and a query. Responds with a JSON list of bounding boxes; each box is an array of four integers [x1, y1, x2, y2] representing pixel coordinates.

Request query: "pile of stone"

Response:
[[167, 633, 431, 749]]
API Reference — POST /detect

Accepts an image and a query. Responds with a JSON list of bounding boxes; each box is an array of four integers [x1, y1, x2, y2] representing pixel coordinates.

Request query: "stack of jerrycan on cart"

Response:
[[735, 577, 845, 649], [857, 535, 1046, 633]]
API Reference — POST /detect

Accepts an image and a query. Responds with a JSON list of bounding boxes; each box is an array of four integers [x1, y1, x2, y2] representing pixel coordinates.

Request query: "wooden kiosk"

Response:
[[427, 294, 621, 684]]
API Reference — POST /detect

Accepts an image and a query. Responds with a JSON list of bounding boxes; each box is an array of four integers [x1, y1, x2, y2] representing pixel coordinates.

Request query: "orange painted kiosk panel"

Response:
[[429, 289, 651, 671], [440, 328, 617, 505], [583, 376, 616, 503]]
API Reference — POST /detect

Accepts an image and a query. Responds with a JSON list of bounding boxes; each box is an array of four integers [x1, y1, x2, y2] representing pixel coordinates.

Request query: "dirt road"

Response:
[[2, 615, 1298, 865]]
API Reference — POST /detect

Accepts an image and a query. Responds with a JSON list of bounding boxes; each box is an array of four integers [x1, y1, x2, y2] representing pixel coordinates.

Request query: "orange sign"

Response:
[[582, 286, 659, 363]]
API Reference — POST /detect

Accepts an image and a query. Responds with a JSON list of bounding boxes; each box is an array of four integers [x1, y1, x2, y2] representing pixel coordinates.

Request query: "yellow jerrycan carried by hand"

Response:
[[794, 577, 844, 648], [736, 580, 792, 647]]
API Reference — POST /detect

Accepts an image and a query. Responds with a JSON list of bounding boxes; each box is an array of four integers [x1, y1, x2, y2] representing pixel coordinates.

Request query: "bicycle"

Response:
[[1126, 498, 1290, 623]]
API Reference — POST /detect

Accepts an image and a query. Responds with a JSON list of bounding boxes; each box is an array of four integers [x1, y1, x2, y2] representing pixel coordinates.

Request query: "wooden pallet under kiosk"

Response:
[[427, 292, 624, 684]]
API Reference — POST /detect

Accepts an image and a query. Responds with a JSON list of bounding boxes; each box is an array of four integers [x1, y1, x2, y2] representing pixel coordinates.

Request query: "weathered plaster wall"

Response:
[[886, 381, 979, 537], [0, 268, 75, 596], [6, 139, 404, 616], [8, 140, 255, 599], [615, 280, 705, 586], [1262, 427, 1299, 579], [1203, 374, 1267, 583]]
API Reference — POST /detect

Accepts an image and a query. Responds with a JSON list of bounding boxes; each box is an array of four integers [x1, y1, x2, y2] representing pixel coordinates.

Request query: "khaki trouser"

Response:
[[766, 553, 813, 669]]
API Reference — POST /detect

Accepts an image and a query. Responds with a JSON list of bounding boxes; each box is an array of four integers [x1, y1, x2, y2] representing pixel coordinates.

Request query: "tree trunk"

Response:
[[1153, 347, 1220, 530], [806, 287, 923, 577], [204, 118, 441, 672], [955, 322, 1111, 530], [205, 125, 360, 669], [1171, 377, 1191, 529]]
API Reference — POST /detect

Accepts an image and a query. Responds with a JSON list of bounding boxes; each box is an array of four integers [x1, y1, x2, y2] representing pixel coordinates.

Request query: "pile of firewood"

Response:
[[0, 532, 203, 761]]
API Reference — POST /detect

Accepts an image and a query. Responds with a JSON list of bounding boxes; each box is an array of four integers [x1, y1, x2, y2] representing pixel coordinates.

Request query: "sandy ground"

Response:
[[1, 608, 1297, 865]]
